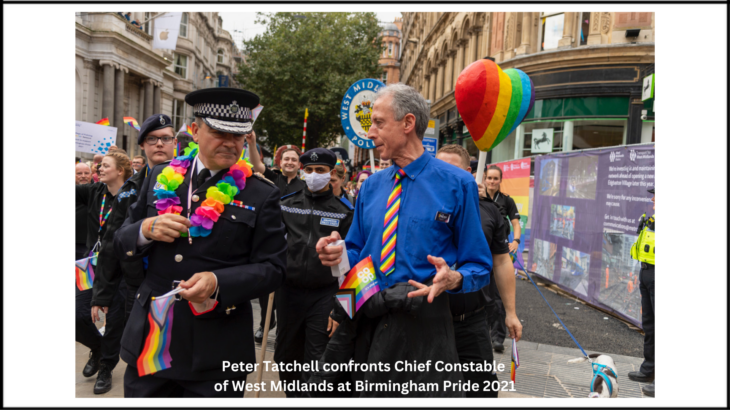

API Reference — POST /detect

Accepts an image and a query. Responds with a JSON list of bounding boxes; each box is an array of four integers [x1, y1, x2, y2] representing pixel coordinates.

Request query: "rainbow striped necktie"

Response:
[[380, 168, 406, 276]]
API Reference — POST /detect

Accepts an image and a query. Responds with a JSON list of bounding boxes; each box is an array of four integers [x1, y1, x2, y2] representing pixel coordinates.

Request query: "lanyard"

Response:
[[96, 193, 113, 244], [186, 156, 197, 244]]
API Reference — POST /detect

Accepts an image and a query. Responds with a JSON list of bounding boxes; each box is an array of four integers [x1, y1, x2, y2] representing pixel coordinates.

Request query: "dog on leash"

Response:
[[569, 353, 619, 398]]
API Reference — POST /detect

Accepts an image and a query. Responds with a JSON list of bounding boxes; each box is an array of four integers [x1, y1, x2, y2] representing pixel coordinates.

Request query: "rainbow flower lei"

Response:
[[154, 142, 253, 237]]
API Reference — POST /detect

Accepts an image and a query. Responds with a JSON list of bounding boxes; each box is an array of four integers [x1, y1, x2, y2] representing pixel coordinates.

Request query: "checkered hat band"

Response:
[[193, 103, 252, 121]]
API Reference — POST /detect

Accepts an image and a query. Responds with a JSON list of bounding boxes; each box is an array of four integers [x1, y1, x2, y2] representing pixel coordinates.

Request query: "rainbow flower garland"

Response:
[[154, 142, 253, 237]]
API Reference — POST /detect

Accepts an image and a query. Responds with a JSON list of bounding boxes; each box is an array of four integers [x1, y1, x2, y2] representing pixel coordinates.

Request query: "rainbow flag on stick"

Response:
[[511, 338, 520, 383], [123, 116, 141, 131], [137, 291, 176, 376], [75, 251, 98, 291], [336, 256, 381, 319], [96, 118, 110, 126], [178, 123, 193, 138]]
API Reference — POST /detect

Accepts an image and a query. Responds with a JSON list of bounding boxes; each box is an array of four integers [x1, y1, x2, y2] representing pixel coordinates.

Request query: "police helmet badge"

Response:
[[311, 152, 319, 161], [229, 100, 239, 114], [159, 115, 166, 125]]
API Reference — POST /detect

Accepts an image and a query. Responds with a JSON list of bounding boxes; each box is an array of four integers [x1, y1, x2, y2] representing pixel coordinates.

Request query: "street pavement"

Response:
[[76, 280, 651, 399]]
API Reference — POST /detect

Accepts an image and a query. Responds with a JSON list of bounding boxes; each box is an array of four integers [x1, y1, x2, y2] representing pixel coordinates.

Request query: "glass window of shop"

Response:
[[523, 121, 565, 157], [572, 119, 627, 150]]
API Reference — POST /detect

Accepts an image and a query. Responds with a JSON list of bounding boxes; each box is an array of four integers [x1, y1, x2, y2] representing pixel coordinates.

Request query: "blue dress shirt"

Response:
[[345, 150, 492, 293]]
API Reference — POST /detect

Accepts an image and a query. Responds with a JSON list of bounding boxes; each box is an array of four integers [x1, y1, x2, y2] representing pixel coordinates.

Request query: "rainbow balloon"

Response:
[[455, 59, 534, 152]]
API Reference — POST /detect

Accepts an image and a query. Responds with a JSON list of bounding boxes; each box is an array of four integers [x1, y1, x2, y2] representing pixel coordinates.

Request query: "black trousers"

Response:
[[258, 295, 276, 328], [485, 279, 507, 344], [453, 308, 500, 398], [123, 365, 244, 397], [274, 282, 337, 398], [75, 279, 126, 369], [639, 265, 655, 375]]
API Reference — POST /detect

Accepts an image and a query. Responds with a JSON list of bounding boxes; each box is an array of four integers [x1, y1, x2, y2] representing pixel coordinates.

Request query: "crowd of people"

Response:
[[75, 83, 654, 398]]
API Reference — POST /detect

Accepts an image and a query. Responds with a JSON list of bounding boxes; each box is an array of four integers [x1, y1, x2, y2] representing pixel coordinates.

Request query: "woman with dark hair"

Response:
[[353, 170, 372, 203], [75, 151, 132, 395]]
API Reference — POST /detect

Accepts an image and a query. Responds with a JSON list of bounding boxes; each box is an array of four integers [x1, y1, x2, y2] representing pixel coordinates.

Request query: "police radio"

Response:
[[636, 213, 647, 234]]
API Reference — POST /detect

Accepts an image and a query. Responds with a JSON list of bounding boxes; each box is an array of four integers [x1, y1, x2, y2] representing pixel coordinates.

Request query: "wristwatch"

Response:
[[514, 238, 521, 244]]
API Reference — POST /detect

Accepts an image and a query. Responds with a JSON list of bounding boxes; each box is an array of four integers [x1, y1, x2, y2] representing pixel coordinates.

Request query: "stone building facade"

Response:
[[399, 12, 655, 163], [75, 12, 243, 159], [379, 17, 403, 85]]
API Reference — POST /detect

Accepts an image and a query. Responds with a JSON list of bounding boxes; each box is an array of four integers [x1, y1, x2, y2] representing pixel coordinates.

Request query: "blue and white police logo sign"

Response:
[[340, 78, 385, 149], [159, 115, 166, 125]]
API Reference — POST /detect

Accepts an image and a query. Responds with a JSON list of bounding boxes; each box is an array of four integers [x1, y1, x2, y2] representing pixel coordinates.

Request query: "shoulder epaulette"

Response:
[[339, 196, 354, 211], [280, 190, 302, 201], [252, 172, 276, 187]]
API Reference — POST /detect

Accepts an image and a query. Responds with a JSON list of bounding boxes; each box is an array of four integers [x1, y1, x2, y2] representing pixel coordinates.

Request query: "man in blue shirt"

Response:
[[317, 84, 492, 396]]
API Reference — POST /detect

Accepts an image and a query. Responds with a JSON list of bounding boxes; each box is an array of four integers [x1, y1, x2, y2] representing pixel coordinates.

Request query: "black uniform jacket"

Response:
[[114, 162, 287, 381], [449, 196, 510, 316], [280, 186, 354, 289], [76, 183, 116, 294], [92, 170, 146, 307]]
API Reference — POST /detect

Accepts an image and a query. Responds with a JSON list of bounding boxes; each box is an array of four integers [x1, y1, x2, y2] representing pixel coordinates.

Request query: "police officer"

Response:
[[274, 147, 354, 397], [628, 187, 655, 397], [91, 114, 178, 324], [479, 165, 522, 352], [436, 145, 523, 398], [114, 88, 287, 397]]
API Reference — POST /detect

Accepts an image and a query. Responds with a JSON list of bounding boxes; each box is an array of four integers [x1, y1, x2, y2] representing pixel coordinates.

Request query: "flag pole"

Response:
[[301, 108, 308, 152]]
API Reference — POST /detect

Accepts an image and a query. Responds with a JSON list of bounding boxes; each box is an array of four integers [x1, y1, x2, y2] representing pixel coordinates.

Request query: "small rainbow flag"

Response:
[[137, 295, 175, 376], [124, 116, 141, 131], [510, 338, 520, 383], [75, 251, 98, 291], [336, 256, 381, 319], [178, 123, 193, 138], [96, 118, 110, 126]]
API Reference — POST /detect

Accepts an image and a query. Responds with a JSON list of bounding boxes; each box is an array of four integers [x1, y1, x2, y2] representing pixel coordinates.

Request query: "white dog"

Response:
[[568, 353, 619, 398]]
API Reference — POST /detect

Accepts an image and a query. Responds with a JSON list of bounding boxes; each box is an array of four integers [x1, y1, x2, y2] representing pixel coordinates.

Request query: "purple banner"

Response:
[[527, 145, 655, 328]]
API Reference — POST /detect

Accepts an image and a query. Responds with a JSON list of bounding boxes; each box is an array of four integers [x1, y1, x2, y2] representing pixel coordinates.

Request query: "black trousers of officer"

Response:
[[75, 279, 126, 370], [639, 264, 655, 375], [485, 279, 507, 344], [274, 281, 337, 398], [453, 308, 500, 398], [258, 295, 276, 328]]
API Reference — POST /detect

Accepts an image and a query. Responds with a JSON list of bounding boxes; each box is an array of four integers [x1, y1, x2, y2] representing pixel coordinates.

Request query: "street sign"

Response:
[[339, 78, 385, 149], [423, 118, 439, 156], [642, 74, 655, 101]]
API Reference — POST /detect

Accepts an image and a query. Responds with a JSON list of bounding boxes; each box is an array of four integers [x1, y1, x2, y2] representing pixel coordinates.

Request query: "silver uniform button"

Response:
[[137, 294, 140, 299], [192, 195, 200, 202], [232, 215, 236, 220], [126, 251, 133, 256], [175, 254, 183, 262]]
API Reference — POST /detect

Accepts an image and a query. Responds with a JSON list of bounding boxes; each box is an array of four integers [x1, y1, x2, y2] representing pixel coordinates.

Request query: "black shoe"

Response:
[[82, 348, 101, 378], [254, 326, 264, 344], [93, 365, 113, 394], [642, 382, 655, 397], [628, 371, 654, 383], [492, 340, 504, 353]]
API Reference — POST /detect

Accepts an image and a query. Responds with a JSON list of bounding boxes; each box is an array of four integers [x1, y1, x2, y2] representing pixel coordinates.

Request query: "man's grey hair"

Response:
[[373, 83, 430, 140]]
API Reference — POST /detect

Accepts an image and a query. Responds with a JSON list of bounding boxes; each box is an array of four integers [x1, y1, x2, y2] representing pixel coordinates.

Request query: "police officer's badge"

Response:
[[229, 101, 239, 114], [311, 152, 318, 161], [159, 115, 166, 125]]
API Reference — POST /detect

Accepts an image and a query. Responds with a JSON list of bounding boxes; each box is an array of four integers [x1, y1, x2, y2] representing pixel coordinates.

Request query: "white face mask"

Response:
[[304, 171, 331, 192]]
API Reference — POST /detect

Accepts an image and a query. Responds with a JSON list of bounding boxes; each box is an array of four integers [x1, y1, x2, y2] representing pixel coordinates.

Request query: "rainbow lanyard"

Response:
[[97, 194, 113, 243]]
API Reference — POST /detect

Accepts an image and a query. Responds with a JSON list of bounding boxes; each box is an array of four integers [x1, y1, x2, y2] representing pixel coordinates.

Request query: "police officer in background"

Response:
[[628, 188, 655, 397], [274, 148, 354, 397], [114, 88, 287, 397], [436, 145, 522, 398]]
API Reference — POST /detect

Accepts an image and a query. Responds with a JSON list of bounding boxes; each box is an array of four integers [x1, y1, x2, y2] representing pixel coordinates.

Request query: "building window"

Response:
[[217, 49, 225, 64], [580, 12, 591, 46], [382, 71, 388, 84], [388, 42, 393, 56], [173, 53, 188, 79], [172, 99, 186, 132], [572, 119, 627, 149], [541, 13, 564, 51], [143, 12, 153, 35], [179, 12, 188, 38]]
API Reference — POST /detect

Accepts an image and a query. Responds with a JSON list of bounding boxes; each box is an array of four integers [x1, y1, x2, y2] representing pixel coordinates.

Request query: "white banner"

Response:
[[152, 12, 183, 51], [76, 121, 118, 155]]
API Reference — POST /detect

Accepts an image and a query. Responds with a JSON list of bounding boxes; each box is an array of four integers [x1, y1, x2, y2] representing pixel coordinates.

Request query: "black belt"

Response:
[[452, 306, 486, 322], [641, 262, 654, 270]]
